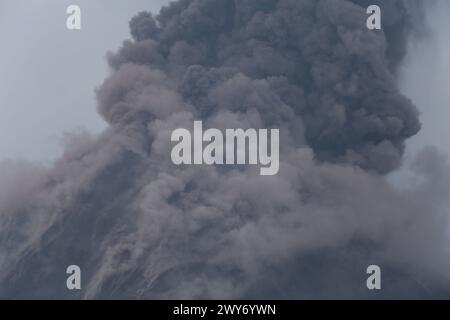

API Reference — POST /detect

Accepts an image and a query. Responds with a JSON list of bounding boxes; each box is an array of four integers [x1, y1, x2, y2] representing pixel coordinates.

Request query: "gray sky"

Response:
[[390, 0, 450, 186], [399, 0, 450, 158], [0, 0, 169, 164]]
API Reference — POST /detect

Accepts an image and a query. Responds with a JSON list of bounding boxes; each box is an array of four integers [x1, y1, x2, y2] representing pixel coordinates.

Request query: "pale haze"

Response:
[[0, 0, 169, 163], [391, 0, 450, 185], [400, 0, 450, 158]]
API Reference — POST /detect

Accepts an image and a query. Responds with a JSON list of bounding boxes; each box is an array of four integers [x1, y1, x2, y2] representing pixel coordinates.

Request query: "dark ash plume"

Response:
[[113, 0, 422, 174], [1, 0, 450, 299]]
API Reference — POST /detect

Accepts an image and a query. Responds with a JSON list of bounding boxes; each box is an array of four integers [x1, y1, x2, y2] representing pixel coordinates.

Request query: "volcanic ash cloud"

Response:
[[1, 0, 450, 299]]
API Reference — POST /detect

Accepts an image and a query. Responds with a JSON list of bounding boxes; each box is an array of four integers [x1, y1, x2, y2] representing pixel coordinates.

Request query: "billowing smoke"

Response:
[[1, 0, 450, 298]]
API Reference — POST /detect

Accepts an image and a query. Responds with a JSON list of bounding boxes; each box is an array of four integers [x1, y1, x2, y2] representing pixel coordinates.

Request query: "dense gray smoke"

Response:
[[108, 0, 422, 174], [1, 0, 450, 299]]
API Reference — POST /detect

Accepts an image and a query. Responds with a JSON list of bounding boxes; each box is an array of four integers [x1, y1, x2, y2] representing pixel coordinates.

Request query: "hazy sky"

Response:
[[0, 0, 169, 163], [390, 0, 450, 185], [399, 0, 450, 158]]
